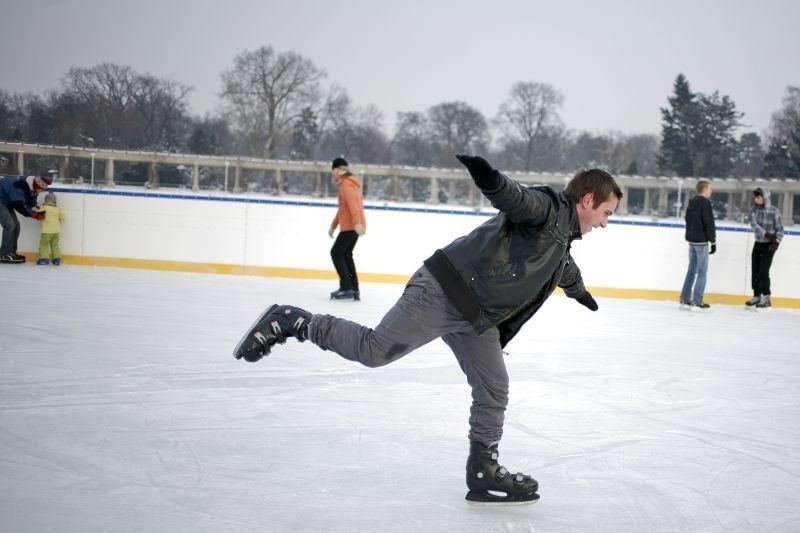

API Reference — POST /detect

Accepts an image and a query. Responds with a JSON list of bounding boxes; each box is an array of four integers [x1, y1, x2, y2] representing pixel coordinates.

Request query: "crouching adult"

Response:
[[0, 175, 52, 263]]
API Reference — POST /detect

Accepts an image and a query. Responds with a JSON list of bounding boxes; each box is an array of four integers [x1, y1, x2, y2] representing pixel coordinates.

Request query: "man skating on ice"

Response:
[[234, 155, 622, 504]]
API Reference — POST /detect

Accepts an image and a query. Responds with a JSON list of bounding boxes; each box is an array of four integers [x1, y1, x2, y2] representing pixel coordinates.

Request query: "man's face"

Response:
[[577, 193, 618, 235], [754, 194, 765, 206]]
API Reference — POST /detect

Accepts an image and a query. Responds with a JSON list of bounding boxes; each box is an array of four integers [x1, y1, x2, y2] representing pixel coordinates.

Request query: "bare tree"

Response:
[[348, 104, 389, 164], [427, 101, 489, 167], [58, 63, 192, 150], [133, 75, 192, 150], [317, 86, 388, 164], [220, 46, 326, 158], [618, 133, 660, 175], [392, 111, 433, 166], [61, 63, 138, 146], [0, 89, 43, 142], [318, 84, 356, 157], [495, 82, 564, 170]]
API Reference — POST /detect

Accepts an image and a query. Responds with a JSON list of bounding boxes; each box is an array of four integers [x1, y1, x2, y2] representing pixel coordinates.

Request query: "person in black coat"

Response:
[[679, 180, 716, 308]]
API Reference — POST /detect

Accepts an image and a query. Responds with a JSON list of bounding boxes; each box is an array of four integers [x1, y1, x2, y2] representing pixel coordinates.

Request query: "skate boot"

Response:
[[745, 295, 760, 307], [0, 253, 25, 264], [465, 441, 539, 505], [755, 295, 771, 308], [330, 289, 358, 301], [233, 305, 312, 362]]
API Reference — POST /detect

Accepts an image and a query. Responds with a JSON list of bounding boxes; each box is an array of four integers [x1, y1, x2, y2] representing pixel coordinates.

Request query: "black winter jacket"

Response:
[[424, 171, 586, 347], [684, 195, 716, 244]]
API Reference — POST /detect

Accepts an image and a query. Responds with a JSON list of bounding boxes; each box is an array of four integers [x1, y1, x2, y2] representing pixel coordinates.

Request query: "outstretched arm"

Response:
[[456, 154, 549, 226]]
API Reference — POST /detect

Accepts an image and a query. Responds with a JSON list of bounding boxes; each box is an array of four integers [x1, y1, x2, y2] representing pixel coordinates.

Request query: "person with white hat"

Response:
[[0, 175, 52, 263]]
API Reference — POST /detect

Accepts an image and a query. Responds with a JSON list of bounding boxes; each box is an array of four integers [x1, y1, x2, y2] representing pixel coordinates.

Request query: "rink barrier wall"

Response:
[[15, 185, 800, 308]]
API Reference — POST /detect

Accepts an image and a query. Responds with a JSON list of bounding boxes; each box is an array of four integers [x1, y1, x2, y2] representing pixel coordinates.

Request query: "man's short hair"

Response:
[[564, 168, 622, 208], [696, 180, 710, 194]]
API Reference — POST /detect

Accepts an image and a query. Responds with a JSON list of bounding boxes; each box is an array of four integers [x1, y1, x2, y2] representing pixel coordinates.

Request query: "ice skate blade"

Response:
[[465, 490, 539, 506], [233, 304, 281, 361]]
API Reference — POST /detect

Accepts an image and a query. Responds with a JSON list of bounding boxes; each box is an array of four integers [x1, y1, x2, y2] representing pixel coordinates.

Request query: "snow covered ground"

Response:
[[2, 264, 799, 532]]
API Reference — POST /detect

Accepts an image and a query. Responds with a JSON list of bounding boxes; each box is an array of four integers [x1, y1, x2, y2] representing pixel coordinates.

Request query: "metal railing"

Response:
[[2, 140, 799, 223]]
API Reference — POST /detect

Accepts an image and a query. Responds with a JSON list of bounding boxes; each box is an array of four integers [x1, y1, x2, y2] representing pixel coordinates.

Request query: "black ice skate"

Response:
[[465, 441, 539, 505], [330, 289, 360, 301], [233, 304, 312, 362]]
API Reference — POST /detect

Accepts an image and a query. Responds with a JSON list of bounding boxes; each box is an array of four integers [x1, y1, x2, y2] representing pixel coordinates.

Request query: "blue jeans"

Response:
[[680, 243, 709, 305]]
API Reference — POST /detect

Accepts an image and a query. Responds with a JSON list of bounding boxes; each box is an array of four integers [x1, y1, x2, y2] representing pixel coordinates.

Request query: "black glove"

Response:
[[765, 232, 779, 252], [577, 291, 598, 312], [455, 154, 500, 189], [709, 243, 716, 255]]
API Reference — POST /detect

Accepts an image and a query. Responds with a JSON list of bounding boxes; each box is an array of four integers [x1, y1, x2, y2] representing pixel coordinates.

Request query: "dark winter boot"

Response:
[[0, 253, 25, 264], [330, 289, 359, 301], [745, 295, 760, 307], [233, 304, 312, 362], [465, 441, 539, 504], [756, 295, 772, 308]]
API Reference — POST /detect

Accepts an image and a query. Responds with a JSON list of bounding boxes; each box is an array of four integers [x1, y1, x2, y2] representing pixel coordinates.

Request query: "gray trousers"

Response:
[[309, 266, 509, 446], [0, 203, 21, 254]]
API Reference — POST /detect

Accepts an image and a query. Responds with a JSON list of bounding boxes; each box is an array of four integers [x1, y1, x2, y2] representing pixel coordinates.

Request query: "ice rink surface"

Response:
[[2, 264, 799, 532]]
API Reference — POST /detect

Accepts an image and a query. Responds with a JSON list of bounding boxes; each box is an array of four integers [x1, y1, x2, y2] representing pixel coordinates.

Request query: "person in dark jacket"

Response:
[[679, 180, 716, 308], [232, 155, 622, 504], [0, 175, 52, 263]]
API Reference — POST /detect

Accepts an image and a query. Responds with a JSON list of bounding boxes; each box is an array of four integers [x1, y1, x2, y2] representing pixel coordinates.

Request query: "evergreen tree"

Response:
[[733, 133, 764, 177], [624, 160, 639, 175], [791, 120, 800, 173], [692, 91, 742, 176], [658, 74, 698, 176], [289, 107, 320, 160], [658, 74, 743, 177], [764, 86, 800, 179], [761, 138, 800, 178]]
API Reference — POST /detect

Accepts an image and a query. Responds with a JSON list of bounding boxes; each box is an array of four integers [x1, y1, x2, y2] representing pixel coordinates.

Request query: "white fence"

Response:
[[17, 185, 800, 305]]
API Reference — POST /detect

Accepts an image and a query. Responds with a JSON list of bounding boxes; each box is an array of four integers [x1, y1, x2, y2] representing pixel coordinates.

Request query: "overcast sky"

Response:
[[3, 0, 799, 136]]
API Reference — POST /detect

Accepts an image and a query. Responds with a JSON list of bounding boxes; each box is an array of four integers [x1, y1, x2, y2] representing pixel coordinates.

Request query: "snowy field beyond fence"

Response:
[[2, 265, 799, 532]]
